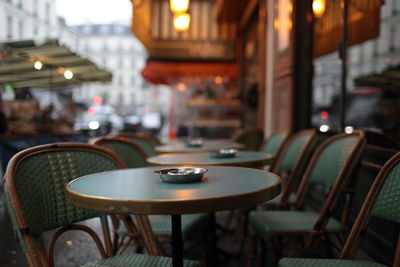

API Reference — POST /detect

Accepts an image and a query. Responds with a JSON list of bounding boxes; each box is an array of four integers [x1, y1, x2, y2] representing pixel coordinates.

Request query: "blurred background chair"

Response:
[[260, 131, 288, 168], [4, 143, 202, 266], [249, 131, 366, 264], [92, 136, 148, 168], [279, 152, 400, 267], [232, 127, 264, 151], [117, 132, 160, 157], [92, 136, 208, 256], [262, 129, 318, 210]]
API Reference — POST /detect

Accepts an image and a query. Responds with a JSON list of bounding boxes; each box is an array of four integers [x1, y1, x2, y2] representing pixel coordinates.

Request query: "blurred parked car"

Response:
[[74, 104, 124, 137]]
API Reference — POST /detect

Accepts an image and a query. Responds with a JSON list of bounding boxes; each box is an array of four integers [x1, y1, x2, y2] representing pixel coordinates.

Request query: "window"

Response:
[[118, 92, 123, 105], [7, 16, 13, 39], [33, 0, 38, 16], [131, 77, 136, 86], [46, 2, 51, 22], [118, 57, 123, 68], [118, 75, 124, 86], [18, 20, 23, 38], [102, 42, 108, 51], [102, 58, 107, 68], [100, 25, 109, 35], [34, 26, 39, 36]]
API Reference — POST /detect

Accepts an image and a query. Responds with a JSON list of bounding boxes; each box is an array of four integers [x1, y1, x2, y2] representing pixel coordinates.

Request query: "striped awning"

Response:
[[0, 39, 112, 89]]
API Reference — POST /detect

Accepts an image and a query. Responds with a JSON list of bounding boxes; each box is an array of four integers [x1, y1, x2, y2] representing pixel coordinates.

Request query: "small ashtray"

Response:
[[155, 167, 207, 183], [185, 138, 204, 148], [209, 149, 237, 159]]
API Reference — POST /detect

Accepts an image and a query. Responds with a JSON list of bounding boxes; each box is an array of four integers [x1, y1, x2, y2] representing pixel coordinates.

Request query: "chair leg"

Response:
[[248, 235, 260, 267], [224, 210, 235, 229], [270, 236, 283, 266]]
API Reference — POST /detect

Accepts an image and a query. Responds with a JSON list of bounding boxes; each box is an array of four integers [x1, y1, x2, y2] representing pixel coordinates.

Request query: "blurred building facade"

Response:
[[0, 0, 58, 41], [65, 24, 147, 113]]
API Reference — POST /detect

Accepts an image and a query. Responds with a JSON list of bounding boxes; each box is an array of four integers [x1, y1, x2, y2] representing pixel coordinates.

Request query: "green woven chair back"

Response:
[[232, 127, 264, 151], [274, 129, 316, 174], [308, 134, 362, 188], [92, 137, 148, 168], [127, 137, 157, 157], [294, 131, 366, 214], [4, 143, 125, 253], [369, 154, 400, 223], [262, 131, 288, 155], [117, 133, 157, 157]]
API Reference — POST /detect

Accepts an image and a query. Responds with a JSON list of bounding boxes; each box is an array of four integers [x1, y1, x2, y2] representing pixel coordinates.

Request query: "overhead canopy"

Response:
[[354, 65, 400, 88], [142, 60, 238, 85], [0, 39, 112, 89]]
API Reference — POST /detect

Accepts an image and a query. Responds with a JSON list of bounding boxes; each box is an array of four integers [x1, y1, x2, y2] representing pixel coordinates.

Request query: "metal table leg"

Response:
[[171, 214, 183, 267]]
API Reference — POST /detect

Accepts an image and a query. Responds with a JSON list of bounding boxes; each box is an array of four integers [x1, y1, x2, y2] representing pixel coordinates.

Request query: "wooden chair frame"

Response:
[[269, 129, 317, 207], [260, 131, 289, 169], [252, 131, 366, 264], [339, 152, 400, 264], [232, 127, 265, 150], [279, 152, 400, 267], [117, 132, 161, 147], [92, 136, 149, 161], [4, 143, 127, 267]]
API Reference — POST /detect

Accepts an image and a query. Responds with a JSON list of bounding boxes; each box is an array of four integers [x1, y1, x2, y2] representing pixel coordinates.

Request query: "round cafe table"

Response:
[[66, 166, 280, 267], [155, 140, 243, 153], [147, 151, 273, 169]]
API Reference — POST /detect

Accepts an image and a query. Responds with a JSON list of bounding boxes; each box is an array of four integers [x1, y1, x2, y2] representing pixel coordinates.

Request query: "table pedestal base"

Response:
[[171, 214, 183, 267]]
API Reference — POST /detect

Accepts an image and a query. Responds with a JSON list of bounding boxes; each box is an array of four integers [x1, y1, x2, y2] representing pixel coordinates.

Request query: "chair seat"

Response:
[[82, 253, 203, 267], [250, 210, 342, 239], [118, 214, 208, 240], [279, 257, 387, 267], [265, 193, 296, 205]]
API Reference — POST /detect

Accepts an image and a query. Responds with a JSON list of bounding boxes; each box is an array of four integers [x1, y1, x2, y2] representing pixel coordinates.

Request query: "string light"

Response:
[[34, 60, 43, 70], [64, 70, 73, 79], [173, 13, 191, 32], [313, 0, 326, 17], [170, 0, 189, 14]]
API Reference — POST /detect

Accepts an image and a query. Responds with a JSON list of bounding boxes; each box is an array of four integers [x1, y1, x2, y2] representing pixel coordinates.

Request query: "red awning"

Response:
[[142, 60, 238, 85]]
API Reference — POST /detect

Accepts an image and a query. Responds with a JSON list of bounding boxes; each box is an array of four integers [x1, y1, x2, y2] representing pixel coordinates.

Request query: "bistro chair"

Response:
[[232, 127, 264, 151], [260, 131, 289, 168], [262, 129, 318, 210], [249, 130, 366, 264], [4, 143, 202, 267], [92, 136, 208, 256], [92, 136, 148, 168], [117, 132, 159, 157], [279, 152, 400, 267]]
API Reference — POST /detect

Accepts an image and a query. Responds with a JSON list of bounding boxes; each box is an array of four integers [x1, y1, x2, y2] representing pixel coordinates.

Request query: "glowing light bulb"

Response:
[[319, 124, 330, 133], [177, 83, 186, 92], [64, 70, 73, 79], [173, 13, 191, 32], [34, 61, 43, 70], [345, 126, 354, 134], [170, 0, 189, 14], [313, 0, 326, 17]]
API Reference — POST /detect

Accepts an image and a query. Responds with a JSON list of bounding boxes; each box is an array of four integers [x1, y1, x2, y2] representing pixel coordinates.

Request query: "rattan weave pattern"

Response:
[[126, 137, 157, 157], [4, 186, 28, 251], [279, 257, 386, 267], [309, 136, 358, 188], [278, 134, 312, 173], [97, 141, 148, 168], [262, 132, 287, 155], [370, 163, 400, 223], [13, 150, 120, 236], [82, 253, 203, 267]]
